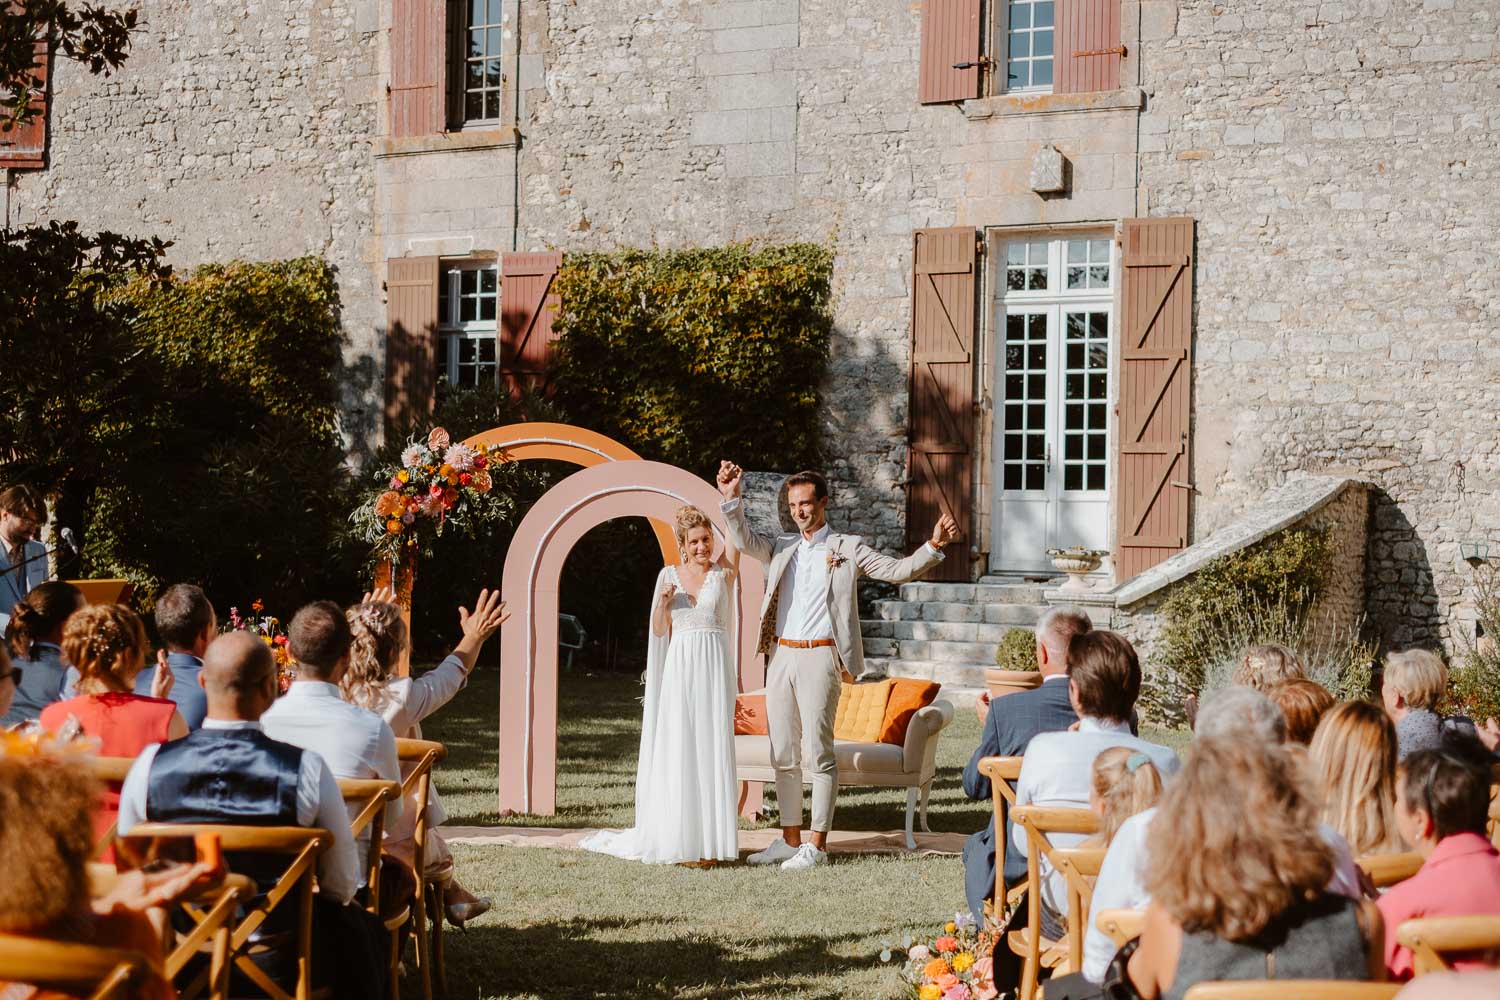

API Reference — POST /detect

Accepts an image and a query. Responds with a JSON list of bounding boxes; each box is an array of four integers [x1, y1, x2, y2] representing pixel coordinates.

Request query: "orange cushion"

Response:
[[833, 679, 894, 742], [878, 678, 941, 745], [734, 693, 768, 735]]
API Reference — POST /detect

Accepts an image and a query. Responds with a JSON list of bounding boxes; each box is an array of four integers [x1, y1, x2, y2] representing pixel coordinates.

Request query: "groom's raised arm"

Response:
[[852, 513, 960, 584], [717, 460, 776, 565]]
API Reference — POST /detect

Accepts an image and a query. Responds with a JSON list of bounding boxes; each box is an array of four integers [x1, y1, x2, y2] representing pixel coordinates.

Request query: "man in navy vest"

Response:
[[117, 630, 381, 998]]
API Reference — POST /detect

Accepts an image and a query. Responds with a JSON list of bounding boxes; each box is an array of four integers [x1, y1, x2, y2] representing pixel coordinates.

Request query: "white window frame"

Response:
[[998, 0, 1056, 96], [450, 0, 507, 128], [437, 261, 500, 390]]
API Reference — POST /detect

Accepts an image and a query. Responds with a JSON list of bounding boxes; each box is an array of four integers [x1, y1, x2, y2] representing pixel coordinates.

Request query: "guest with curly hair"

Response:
[[1309, 701, 1404, 858], [1265, 677, 1335, 746], [1232, 643, 1305, 690], [0, 581, 85, 727]]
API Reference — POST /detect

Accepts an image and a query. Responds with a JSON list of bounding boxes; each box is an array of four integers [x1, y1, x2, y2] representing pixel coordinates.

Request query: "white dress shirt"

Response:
[[1080, 806, 1367, 982], [776, 523, 835, 641], [116, 718, 362, 905], [262, 680, 403, 862]]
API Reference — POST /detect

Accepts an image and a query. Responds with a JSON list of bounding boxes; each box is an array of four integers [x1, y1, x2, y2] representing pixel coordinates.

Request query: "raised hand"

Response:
[[150, 649, 175, 700], [452, 588, 509, 672], [930, 514, 960, 550], [659, 580, 678, 606], [717, 460, 744, 500], [362, 585, 397, 605]]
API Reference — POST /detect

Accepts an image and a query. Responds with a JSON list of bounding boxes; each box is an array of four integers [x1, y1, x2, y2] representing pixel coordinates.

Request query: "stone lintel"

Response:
[[961, 88, 1146, 122], [376, 127, 521, 159]]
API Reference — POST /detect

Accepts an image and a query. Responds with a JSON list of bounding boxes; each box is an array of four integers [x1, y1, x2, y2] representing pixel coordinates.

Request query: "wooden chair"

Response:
[[125, 823, 331, 1000], [396, 737, 448, 1000], [1487, 762, 1500, 852], [977, 756, 1027, 917], [337, 777, 407, 1000], [1355, 851, 1422, 890], [90, 755, 137, 859], [1008, 804, 1102, 1000], [0, 934, 154, 1000], [1051, 845, 1107, 974], [1396, 914, 1500, 974], [1095, 908, 1144, 948], [1182, 984, 1401, 1000]]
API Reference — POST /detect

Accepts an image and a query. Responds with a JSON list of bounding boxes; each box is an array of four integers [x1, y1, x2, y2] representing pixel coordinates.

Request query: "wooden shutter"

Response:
[[907, 228, 977, 582], [1115, 218, 1194, 581], [389, 0, 446, 137], [384, 256, 440, 433], [918, 0, 982, 104], [500, 252, 563, 397], [1055, 0, 1123, 94], [0, 34, 49, 168]]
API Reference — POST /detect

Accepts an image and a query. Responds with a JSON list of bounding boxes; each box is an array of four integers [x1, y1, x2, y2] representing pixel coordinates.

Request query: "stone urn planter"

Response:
[[984, 667, 1043, 701], [1047, 547, 1109, 593]]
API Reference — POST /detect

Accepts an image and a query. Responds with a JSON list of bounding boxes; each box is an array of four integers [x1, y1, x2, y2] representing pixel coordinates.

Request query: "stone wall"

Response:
[[1134, 0, 1500, 652]]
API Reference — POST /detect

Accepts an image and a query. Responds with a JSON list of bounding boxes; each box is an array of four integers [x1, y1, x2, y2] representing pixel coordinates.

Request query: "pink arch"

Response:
[[497, 460, 767, 816]]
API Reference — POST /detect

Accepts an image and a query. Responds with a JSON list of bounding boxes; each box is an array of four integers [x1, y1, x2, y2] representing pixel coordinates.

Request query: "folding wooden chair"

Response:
[[1487, 762, 1500, 852], [0, 934, 154, 1000], [125, 823, 331, 1000], [396, 737, 448, 1000], [1051, 844, 1107, 974], [1094, 908, 1144, 948], [90, 755, 137, 859], [338, 777, 407, 1000], [1396, 914, 1500, 974], [1008, 804, 1102, 1000], [977, 756, 1027, 918], [1182, 984, 1400, 1000], [1355, 851, 1422, 890]]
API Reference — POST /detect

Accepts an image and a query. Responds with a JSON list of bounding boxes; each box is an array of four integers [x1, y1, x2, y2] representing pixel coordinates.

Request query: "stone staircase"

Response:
[[861, 579, 1057, 706]]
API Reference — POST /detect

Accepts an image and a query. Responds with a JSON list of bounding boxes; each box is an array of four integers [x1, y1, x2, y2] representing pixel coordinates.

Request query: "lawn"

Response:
[[416, 664, 1185, 999]]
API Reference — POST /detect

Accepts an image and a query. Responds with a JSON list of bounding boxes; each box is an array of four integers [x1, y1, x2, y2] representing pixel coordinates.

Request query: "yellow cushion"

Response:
[[878, 678, 941, 745], [833, 680, 893, 742]]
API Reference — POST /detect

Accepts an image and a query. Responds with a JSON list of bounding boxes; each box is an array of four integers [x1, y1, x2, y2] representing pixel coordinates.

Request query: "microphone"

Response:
[[59, 527, 77, 555], [10, 528, 78, 572]]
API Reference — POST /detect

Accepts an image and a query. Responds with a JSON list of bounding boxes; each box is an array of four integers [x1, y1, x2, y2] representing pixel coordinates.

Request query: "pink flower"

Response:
[[943, 986, 971, 1000], [909, 944, 931, 963], [427, 427, 451, 452], [389, 476, 402, 489], [970, 957, 996, 1000], [443, 442, 475, 471], [936, 973, 960, 992], [934, 936, 959, 954]]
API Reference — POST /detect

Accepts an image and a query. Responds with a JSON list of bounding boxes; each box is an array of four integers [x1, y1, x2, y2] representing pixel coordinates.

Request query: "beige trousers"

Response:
[[766, 644, 841, 832]]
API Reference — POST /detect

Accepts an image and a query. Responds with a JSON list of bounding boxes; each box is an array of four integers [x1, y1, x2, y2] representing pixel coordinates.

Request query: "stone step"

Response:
[[861, 619, 1031, 644], [868, 600, 1047, 626], [865, 656, 991, 696], [897, 581, 1050, 604], [892, 638, 999, 665]]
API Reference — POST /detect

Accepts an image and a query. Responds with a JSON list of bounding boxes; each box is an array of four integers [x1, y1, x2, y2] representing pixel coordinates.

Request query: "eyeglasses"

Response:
[[0, 667, 21, 686]]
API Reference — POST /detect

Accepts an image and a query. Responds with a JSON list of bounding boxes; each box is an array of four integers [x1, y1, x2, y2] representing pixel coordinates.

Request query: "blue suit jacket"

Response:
[[132, 651, 207, 730], [961, 677, 1077, 924]]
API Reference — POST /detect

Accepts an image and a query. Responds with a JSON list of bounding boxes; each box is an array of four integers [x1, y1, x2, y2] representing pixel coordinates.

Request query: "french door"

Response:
[[992, 236, 1114, 574]]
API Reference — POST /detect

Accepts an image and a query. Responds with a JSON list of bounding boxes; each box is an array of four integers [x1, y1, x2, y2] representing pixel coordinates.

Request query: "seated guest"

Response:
[[1265, 676, 1335, 745], [0, 644, 15, 724], [1309, 701, 1404, 858], [961, 607, 1091, 926], [116, 632, 382, 999], [0, 582, 85, 727], [1378, 733, 1500, 980], [1013, 631, 1179, 940], [131, 584, 215, 730], [340, 588, 508, 927], [1381, 649, 1452, 759], [1126, 738, 1385, 999], [1232, 642, 1305, 690], [41, 605, 187, 844]]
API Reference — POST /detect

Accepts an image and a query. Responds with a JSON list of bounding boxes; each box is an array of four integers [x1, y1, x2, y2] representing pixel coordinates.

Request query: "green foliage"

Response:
[[3, 1, 139, 131], [550, 242, 835, 478], [1449, 566, 1500, 721], [994, 627, 1039, 671]]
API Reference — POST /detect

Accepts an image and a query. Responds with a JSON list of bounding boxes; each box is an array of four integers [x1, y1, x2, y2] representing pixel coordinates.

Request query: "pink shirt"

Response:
[[1377, 832, 1500, 979]]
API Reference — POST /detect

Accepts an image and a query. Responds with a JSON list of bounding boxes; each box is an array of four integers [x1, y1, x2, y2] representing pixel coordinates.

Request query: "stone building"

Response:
[[5, 0, 1496, 671]]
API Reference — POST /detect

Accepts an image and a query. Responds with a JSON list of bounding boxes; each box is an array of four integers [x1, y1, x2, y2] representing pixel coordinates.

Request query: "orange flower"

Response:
[[934, 936, 959, 954], [385, 519, 402, 534], [922, 958, 951, 980], [936, 972, 960, 992], [473, 470, 492, 493], [375, 491, 404, 517]]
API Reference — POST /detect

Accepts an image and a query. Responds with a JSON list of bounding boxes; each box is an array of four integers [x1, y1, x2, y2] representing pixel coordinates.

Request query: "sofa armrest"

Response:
[[902, 699, 955, 775]]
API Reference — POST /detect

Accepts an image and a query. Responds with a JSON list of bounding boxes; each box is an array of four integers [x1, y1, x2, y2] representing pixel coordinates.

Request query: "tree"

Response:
[[2, 0, 138, 131]]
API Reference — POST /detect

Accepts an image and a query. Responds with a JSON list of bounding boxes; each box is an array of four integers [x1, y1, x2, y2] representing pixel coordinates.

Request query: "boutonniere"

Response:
[[826, 552, 847, 569]]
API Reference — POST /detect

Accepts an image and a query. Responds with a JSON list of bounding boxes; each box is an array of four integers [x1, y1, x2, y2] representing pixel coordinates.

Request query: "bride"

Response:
[[581, 505, 741, 865]]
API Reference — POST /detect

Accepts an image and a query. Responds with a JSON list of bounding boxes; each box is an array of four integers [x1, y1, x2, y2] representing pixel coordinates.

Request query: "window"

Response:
[[1005, 0, 1054, 92], [451, 0, 505, 126], [437, 263, 499, 389]]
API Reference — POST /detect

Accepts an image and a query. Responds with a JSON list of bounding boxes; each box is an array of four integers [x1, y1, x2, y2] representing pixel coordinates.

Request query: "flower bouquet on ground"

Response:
[[351, 426, 515, 565], [226, 600, 295, 693], [882, 911, 1000, 1000]]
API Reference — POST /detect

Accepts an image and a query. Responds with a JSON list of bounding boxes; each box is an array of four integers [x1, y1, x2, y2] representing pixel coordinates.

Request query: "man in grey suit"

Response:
[[0, 486, 52, 620], [718, 461, 959, 870], [961, 606, 1092, 924]]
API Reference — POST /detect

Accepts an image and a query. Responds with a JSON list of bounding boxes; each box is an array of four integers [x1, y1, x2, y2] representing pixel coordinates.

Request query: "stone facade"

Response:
[[9, 0, 1495, 654]]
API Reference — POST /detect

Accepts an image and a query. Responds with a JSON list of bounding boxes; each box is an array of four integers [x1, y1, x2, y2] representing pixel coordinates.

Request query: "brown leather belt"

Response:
[[777, 638, 836, 649]]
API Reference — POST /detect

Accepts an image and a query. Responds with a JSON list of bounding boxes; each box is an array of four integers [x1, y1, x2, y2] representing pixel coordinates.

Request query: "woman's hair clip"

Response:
[[1126, 752, 1151, 774]]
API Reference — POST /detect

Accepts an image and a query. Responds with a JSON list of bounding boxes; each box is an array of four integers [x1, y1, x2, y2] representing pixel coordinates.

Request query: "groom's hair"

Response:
[[785, 470, 829, 501]]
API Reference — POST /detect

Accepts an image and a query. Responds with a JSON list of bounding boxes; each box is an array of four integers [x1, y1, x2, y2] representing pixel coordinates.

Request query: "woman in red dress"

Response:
[[41, 604, 187, 843]]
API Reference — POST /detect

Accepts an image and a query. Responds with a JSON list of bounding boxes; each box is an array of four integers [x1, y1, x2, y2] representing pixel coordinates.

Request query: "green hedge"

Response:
[[550, 242, 835, 477]]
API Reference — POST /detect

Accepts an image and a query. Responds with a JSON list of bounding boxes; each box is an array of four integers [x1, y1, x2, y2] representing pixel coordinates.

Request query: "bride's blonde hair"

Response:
[[673, 505, 713, 553], [340, 601, 408, 712]]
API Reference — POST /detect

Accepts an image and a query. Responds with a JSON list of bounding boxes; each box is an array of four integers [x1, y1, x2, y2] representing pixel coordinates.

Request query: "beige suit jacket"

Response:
[[721, 498, 944, 680]]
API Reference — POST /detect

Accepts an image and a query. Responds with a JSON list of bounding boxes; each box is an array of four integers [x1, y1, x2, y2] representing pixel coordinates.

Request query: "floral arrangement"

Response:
[[352, 427, 513, 564], [881, 912, 999, 1000], [227, 599, 296, 693]]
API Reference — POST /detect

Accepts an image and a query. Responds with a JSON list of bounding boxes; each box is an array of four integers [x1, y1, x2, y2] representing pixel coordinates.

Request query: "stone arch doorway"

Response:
[[497, 460, 767, 816]]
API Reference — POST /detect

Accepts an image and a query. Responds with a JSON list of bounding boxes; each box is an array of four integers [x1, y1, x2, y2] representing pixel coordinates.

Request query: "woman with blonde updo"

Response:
[[41, 604, 186, 844], [582, 504, 741, 867], [341, 587, 508, 928]]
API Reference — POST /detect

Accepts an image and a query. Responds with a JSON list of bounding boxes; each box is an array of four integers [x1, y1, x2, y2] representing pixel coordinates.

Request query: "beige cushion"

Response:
[[734, 734, 908, 774]]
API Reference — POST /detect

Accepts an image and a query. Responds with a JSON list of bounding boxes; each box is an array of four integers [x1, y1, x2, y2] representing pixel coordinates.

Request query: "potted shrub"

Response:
[[985, 627, 1042, 701]]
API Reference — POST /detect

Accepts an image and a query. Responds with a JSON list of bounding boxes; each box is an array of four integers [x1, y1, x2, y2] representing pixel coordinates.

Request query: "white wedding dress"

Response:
[[580, 564, 740, 864]]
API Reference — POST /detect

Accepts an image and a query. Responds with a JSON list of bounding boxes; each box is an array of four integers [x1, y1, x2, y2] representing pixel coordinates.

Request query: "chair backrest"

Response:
[[977, 755, 1025, 912], [89, 755, 138, 859], [337, 777, 401, 915], [1396, 914, 1500, 975], [1053, 844, 1107, 962], [1011, 805, 1102, 962], [1354, 851, 1421, 889], [1094, 908, 1144, 948], [0, 934, 152, 1000], [395, 738, 447, 865], [1182, 983, 1401, 1000]]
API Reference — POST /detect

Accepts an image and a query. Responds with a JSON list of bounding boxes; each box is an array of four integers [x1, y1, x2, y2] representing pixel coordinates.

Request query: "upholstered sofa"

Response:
[[734, 698, 955, 849]]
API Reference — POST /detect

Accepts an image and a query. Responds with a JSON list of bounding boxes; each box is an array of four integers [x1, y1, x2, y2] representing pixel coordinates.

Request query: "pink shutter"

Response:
[[500, 252, 563, 397], [1054, 0, 1123, 94], [384, 256, 440, 433], [389, 0, 446, 136], [918, 0, 982, 104], [0, 35, 48, 168]]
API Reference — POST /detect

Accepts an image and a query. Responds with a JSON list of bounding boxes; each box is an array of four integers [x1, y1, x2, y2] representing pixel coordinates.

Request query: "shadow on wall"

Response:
[[1364, 486, 1443, 651], [335, 343, 383, 468]]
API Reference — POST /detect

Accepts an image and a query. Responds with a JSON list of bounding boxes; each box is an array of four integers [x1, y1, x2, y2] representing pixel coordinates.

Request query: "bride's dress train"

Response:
[[580, 564, 739, 864]]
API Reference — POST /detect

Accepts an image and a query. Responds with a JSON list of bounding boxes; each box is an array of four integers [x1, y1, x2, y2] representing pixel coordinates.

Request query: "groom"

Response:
[[718, 461, 959, 870]]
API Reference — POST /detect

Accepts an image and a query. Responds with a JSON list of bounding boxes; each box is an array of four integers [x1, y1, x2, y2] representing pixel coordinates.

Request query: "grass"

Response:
[[416, 664, 1186, 999]]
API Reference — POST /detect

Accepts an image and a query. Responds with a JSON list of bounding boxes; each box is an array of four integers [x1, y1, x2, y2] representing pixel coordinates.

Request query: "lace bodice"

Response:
[[666, 565, 732, 633]]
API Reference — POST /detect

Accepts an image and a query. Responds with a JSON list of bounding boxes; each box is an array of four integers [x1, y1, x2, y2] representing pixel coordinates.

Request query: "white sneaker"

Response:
[[747, 838, 798, 866], [779, 843, 828, 871]]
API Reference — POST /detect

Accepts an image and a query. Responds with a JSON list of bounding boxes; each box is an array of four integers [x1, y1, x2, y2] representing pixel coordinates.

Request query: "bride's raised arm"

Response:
[[718, 530, 740, 575]]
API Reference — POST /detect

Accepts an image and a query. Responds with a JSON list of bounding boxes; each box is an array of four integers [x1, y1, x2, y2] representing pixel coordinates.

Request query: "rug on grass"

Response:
[[438, 825, 966, 856]]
